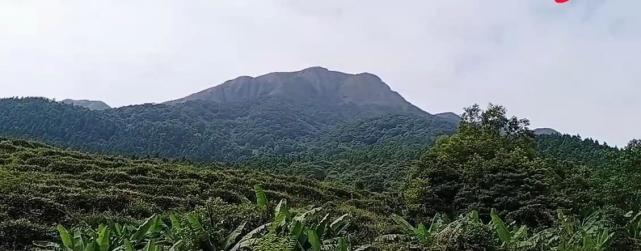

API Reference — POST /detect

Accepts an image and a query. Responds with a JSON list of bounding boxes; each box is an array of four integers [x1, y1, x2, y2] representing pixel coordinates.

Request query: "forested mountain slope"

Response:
[[0, 68, 459, 190], [0, 97, 456, 163]]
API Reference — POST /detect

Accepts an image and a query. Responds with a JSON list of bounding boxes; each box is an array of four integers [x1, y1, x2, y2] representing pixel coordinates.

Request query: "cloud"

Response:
[[0, 0, 639, 146]]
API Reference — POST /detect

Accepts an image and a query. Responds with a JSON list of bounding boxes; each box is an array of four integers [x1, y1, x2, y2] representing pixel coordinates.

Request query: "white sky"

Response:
[[0, 0, 639, 146]]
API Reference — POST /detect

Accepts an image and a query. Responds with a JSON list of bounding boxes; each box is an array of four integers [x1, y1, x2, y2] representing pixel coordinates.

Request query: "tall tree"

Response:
[[404, 104, 556, 226]]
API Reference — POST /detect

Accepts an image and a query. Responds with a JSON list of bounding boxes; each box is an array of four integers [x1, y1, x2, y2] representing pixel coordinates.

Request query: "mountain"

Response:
[[434, 112, 461, 124], [61, 99, 111, 110], [0, 68, 458, 185], [533, 128, 560, 136], [167, 67, 424, 115]]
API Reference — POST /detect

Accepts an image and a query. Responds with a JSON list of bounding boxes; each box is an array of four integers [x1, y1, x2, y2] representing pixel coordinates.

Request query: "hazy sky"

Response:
[[1, 0, 639, 146]]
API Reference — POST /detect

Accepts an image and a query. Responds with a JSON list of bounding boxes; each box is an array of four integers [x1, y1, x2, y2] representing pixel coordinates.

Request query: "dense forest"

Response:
[[0, 97, 457, 191], [1, 104, 640, 250], [0, 97, 456, 162]]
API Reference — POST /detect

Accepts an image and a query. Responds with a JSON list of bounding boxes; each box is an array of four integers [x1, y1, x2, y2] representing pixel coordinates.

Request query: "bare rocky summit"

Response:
[[167, 67, 424, 114]]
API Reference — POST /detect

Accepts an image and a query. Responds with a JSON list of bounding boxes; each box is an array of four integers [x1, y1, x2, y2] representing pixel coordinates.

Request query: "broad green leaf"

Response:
[[230, 224, 269, 251], [143, 240, 157, 251], [391, 214, 416, 233], [274, 199, 289, 219], [169, 240, 184, 251], [114, 223, 124, 238], [224, 222, 246, 250], [57, 225, 74, 249], [254, 184, 268, 211], [294, 208, 322, 223], [468, 210, 480, 223], [416, 223, 428, 242], [289, 221, 304, 238], [490, 209, 512, 243], [170, 213, 182, 234], [83, 242, 97, 251], [337, 237, 349, 251], [123, 240, 135, 251], [316, 213, 330, 239], [306, 230, 321, 251], [97, 225, 110, 251], [187, 214, 204, 232], [149, 216, 162, 235], [132, 215, 157, 241], [271, 199, 289, 231], [513, 225, 528, 240], [428, 213, 442, 234], [330, 214, 350, 233], [73, 229, 85, 250], [354, 245, 373, 251]]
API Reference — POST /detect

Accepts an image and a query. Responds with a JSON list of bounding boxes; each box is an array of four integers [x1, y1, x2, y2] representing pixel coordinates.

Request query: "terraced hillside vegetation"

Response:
[[0, 138, 400, 249]]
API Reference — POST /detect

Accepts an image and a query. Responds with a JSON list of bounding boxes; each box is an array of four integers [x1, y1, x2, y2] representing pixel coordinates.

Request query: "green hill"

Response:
[[0, 138, 396, 249], [0, 68, 458, 164]]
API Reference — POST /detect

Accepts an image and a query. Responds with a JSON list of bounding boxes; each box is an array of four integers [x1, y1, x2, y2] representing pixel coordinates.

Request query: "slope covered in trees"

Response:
[[0, 68, 457, 166], [0, 97, 455, 160], [0, 97, 457, 191], [2, 104, 641, 250]]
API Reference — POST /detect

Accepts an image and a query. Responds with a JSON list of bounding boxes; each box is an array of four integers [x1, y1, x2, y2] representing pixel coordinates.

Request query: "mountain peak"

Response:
[[534, 128, 561, 136], [435, 112, 462, 124], [167, 67, 424, 114], [61, 99, 111, 110], [301, 66, 329, 72]]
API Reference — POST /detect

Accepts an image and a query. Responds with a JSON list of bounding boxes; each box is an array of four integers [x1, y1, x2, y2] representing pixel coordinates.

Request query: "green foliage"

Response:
[[254, 185, 268, 212], [26, 178, 361, 251], [490, 208, 534, 250], [0, 138, 389, 250], [234, 198, 355, 251], [626, 211, 641, 241], [380, 209, 629, 251], [390, 213, 443, 246], [41, 214, 233, 251], [2, 102, 641, 250], [406, 104, 556, 226], [0, 97, 457, 190]]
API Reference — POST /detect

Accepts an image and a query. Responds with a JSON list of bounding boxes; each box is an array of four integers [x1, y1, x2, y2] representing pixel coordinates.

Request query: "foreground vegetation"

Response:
[[0, 137, 397, 249], [2, 104, 641, 250]]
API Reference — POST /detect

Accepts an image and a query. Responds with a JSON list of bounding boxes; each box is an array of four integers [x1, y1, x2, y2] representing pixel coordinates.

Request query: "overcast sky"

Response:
[[1, 0, 639, 146]]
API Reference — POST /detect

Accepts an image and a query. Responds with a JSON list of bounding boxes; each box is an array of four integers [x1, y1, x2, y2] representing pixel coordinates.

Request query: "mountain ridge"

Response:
[[166, 66, 426, 115], [61, 99, 111, 110], [0, 65, 460, 165]]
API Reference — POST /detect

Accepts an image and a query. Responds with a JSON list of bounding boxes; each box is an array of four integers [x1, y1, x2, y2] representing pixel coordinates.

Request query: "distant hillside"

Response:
[[0, 68, 460, 188], [61, 99, 111, 110], [536, 133, 618, 167], [434, 112, 461, 124]]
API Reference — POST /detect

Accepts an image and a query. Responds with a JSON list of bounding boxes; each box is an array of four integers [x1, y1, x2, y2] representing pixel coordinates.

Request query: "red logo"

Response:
[[555, 0, 570, 3]]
